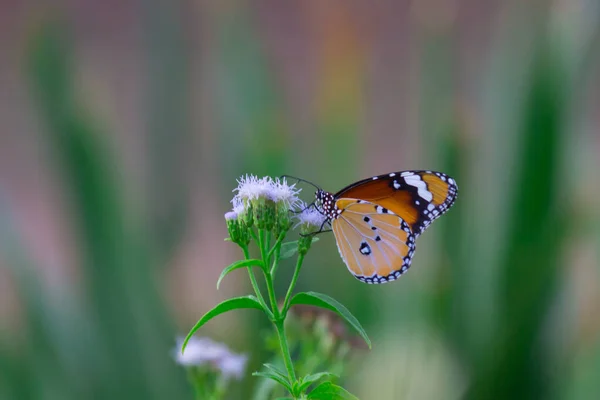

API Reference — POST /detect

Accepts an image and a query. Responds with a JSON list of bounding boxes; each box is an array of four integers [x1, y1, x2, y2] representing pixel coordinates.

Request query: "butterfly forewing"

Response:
[[334, 170, 458, 236], [332, 199, 416, 284]]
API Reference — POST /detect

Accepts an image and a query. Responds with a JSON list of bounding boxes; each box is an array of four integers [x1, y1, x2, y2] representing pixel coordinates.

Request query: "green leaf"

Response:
[[279, 241, 299, 259], [290, 291, 371, 349], [298, 372, 339, 393], [280, 238, 319, 259], [263, 363, 289, 381], [253, 371, 293, 393], [308, 382, 359, 399], [182, 296, 264, 352], [216, 259, 265, 289]]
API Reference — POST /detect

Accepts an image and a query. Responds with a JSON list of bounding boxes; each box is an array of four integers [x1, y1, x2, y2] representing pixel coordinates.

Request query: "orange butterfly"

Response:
[[314, 171, 458, 284]]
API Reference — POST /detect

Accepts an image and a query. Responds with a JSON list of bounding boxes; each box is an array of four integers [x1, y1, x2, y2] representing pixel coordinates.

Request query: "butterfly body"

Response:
[[315, 171, 457, 284]]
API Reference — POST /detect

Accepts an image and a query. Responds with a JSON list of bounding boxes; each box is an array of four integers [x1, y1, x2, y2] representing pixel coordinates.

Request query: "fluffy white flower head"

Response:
[[231, 174, 302, 214], [224, 211, 238, 221], [269, 177, 302, 210], [216, 352, 248, 380], [294, 202, 327, 231], [174, 336, 230, 367], [174, 336, 248, 380], [231, 196, 246, 215], [233, 174, 274, 203]]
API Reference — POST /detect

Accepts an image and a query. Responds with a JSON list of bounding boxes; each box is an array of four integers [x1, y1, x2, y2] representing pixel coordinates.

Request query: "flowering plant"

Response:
[[174, 336, 248, 399], [181, 175, 370, 399]]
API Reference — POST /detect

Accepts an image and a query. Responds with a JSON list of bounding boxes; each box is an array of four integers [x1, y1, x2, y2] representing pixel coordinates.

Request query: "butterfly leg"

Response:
[[299, 219, 332, 237], [289, 201, 317, 214]]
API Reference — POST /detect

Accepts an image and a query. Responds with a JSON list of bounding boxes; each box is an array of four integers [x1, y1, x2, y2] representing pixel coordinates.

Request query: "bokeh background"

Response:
[[1, 1, 600, 399]]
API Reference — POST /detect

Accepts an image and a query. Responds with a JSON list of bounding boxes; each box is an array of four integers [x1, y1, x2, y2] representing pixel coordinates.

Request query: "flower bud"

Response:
[[225, 211, 250, 246]]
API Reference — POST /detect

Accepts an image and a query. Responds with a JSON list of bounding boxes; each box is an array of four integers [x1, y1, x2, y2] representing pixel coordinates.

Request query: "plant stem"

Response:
[[187, 368, 208, 400], [264, 272, 280, 319], [282, 253, 305, 314], [241, 244, 272, 319], [212, 375, 228, 400], [260, 229, 280, 319], [274, 319, 297, 384], [267, 232, 285, 260], [269, 232, 285, 276], [270, 244, 282, 278]]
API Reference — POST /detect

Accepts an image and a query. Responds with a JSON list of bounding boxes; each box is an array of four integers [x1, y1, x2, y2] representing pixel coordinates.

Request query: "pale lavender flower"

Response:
[[231, 196, 246, 215], [269, 177, 302, 210], [232, 175, 274, 203], [231, 174, 302, 212], [174, 337, 230, 367], [174, 337, 248, 380], [216, 352, 248, 380], [224, 211, 238, 221], [293, 202, 327, 231]]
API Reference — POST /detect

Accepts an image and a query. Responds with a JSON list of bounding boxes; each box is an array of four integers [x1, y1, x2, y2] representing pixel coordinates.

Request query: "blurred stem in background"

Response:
[[143, 0, 191, 266], [21, 19, 189, 399], [467, 38, 567, 400]]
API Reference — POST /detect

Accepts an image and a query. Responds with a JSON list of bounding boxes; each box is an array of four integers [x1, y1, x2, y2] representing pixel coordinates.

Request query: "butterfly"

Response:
[[314, 171, 458, 284]]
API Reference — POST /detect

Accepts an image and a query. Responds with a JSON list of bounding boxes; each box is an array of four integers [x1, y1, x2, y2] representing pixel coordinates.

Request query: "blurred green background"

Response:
[[1, 1, 599, 399]]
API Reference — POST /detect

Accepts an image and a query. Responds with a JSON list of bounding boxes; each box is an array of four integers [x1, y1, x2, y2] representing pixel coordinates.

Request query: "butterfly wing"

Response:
[[334, 170, 458, 236], [331, 198, 417, 284]]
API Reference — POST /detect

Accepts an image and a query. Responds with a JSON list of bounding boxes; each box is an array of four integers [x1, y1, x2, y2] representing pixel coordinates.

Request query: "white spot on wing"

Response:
[[404, 175, 433, 202]]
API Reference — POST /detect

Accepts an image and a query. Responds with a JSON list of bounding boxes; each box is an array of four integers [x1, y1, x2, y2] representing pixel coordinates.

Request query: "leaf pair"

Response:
[[181, 291, 371, 354], [255, 366, 356, 399], [253, 363, 293, 393], [272, 383, 359, 399]]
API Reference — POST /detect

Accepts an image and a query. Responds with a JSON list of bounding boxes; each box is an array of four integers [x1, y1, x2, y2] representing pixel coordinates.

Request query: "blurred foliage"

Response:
[[1, 2, 600, 400]]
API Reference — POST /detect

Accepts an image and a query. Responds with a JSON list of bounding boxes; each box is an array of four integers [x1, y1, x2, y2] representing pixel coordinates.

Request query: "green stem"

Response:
[[187, 368, 208, 400], [266, 230, 272, 261], [282, 253, 305, 315], [259, 229, 280, 318], [212, 375, 228, 400], [241, 244, 272, 319], [275, 319, 297, 384], [270, 244, 282, 277], [264, 272, 280, 319], [269, 232, 286, 276]]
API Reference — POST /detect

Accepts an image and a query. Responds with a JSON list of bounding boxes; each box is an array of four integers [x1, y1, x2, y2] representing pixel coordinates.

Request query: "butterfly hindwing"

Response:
[[334, 170, 458, 236], [331, 198, 416, 284]]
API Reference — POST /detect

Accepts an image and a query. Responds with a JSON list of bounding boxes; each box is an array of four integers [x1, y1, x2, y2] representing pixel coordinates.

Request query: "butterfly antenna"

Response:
[[280, 175, 322, 191]]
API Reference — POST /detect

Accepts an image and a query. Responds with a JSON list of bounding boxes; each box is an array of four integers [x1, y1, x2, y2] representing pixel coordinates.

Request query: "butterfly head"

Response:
[[315, 189, 340, 220]]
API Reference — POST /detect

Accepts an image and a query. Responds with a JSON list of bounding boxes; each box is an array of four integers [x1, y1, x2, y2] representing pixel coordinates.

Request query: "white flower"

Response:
[[269, 177, 302, 210], [224, 211, 238, 221], [216, 352, 248, 380], [174, 336, 230, 367], [231, 174, 302, 211], [293, 202, 327, 230], [232, 174, 274, 202], [174, 336, 248, 380], [232, 196, 246, 215]]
